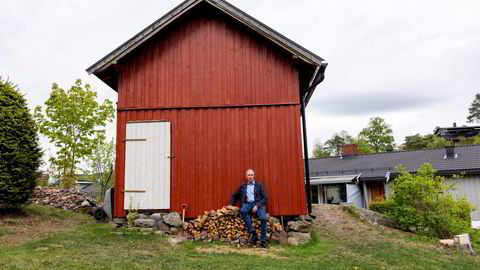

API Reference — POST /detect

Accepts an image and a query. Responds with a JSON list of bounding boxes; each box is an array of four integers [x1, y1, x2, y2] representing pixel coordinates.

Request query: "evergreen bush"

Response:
[[0, 79, 42, 208]]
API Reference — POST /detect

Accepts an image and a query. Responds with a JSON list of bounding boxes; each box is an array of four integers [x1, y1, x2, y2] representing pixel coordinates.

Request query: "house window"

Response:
[[324, 184, 347, 204]]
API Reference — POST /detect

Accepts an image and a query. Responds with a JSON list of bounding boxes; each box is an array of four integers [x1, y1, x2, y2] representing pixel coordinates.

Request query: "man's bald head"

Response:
[[246, 169, 255, 182]]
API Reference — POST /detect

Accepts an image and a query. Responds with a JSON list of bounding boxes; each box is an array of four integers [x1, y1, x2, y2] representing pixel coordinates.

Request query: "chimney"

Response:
[[445, 145, 457, 159], [342, 144, 358, 157], [453, 122, 457, 127]]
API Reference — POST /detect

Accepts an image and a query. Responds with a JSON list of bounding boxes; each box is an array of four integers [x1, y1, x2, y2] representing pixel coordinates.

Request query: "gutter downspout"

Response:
[[301, 98, 312, 215], [302, 63, 328, 216]]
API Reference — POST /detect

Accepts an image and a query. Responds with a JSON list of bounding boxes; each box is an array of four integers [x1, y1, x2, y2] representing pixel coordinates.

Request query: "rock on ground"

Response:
[[156, 219, 170, 231], [110, 222, 122, 228], [299, 215, 313, 222], [138, 213, 150, 219], [163, 212, 183, 227], [355, 207, 396, 228], [288, 232, 311, 245], [113, 218, 126, 225], [150, 213, 163, 221], [134, 219, 156, 228], [81, 201, 91, 207], [439, 239, 455, 247], [288, 220, 312, 233], [287, 237, 299, 246]]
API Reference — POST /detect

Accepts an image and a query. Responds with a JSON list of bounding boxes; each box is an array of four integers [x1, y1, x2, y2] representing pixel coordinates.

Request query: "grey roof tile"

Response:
[[309, 145, 480, 180]]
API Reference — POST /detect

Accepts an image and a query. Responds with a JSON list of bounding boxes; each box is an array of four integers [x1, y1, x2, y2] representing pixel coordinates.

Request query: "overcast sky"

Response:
[[1, 0, 479, 163]]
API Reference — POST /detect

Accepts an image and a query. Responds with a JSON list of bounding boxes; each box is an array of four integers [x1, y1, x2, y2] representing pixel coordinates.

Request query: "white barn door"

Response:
[[124, 121, 171, 210]]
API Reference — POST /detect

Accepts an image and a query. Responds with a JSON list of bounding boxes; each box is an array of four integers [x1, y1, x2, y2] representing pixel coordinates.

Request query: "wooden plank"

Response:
[[124, 139, 146, 142], [123, 190, 146, 193], [185, 21, 192, 108], [259, 107, 269, 211], [285, 106, 297, 213], [158, 37, 165, 107], [114, 111, 126, 217], [151, 39, 158, 108]]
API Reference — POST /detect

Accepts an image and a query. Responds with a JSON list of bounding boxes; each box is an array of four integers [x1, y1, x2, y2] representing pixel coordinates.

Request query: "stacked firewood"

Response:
[[183, 205, 284, 242]]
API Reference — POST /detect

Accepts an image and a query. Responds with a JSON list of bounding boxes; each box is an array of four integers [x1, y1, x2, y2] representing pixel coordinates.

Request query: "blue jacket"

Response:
[[229, 181, 268, 209]]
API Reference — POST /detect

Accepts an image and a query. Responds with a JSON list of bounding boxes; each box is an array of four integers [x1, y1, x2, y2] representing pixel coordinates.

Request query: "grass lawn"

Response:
[[0, 205, 479, 269]]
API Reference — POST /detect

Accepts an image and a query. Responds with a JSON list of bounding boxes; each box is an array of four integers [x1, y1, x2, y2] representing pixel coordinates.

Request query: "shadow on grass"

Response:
[[1, 204, 78, 220]]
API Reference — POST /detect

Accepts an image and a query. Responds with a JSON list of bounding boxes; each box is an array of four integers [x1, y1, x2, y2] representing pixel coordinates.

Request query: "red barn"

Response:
[[87, 0, 327, 218]]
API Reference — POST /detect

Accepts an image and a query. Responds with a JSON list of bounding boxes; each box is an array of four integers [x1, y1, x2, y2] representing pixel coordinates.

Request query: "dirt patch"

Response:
[[312, 205, 404, 239], [311, 204, 372, 238], [196, 245, 286, 258], [311, 204, 441, 250], [0, 209, 88, 246]]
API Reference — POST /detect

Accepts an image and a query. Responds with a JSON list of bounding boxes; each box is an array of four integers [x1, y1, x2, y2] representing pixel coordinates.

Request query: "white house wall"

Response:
[[346, 183, 364, 208], [446, 176, 480, 221]]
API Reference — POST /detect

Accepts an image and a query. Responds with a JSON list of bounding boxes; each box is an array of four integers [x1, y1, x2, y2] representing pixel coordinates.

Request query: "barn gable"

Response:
[[87, 0, 326, 218], [115, 6, 309, 109], [87, 0, 326, 104]]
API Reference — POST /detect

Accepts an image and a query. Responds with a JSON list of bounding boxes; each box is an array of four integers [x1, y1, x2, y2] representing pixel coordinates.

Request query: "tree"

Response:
[[457, 135, 480, 145], [382, 164, 473, 238], [474, 135, 480, 144], [325, 130, 353, 156], [358, 117, 395, 153], [34, 79, 115, 188], [351, 137, 375, 154], [467, 93, 480, 123], [0, 78, 42, 208], [403, 134, 427, 149], [403, 134, 450, 150], [312, 138, 331, 158], [84, 138, 115, 202]]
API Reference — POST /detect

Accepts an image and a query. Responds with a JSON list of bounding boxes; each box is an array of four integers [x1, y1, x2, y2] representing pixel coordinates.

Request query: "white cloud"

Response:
[[1, 0, 479, 162]]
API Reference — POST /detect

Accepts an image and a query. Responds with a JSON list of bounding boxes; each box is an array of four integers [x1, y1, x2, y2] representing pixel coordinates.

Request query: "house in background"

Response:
[[87, 0, 327, 218], [308, 144, 480, 223], [434, 123, 480, 142]]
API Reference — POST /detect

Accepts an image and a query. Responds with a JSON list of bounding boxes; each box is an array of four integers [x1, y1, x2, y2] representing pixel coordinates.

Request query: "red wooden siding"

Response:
[[115, 106, 307, 218], [114, 7, 307, 218], [117, 10, 299, 108]]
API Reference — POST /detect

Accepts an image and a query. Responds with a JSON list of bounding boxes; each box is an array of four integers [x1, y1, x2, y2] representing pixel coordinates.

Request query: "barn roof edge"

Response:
[[86, 0, 325, 77]]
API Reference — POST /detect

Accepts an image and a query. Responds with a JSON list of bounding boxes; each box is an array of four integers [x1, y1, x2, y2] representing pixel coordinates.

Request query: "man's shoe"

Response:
[[260, 240, 268, 249], [248, 233, 257, 245]]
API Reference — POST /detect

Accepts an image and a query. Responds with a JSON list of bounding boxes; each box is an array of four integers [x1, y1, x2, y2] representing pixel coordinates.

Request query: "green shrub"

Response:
[[127, 211, 139, 227], [469, 229, 480, 250], [0, 78, 42, 208], [383, 164, 473, 238], [369, 201, 390, 214]]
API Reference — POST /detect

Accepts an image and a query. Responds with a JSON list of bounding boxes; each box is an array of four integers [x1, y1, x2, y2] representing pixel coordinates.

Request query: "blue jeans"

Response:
[[240, 202, 267, 241]]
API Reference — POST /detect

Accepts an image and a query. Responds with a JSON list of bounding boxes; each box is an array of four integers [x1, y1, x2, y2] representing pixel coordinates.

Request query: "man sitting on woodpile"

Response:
[[229, 169, 268, 248]]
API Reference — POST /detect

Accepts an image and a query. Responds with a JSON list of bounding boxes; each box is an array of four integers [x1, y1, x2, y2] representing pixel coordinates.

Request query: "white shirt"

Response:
[[246, 180, 255, 202]]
